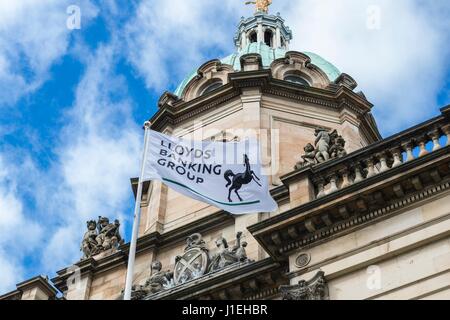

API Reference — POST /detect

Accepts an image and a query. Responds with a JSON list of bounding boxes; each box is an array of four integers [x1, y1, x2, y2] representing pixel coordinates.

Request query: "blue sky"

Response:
[[0, 0, 449, 293]]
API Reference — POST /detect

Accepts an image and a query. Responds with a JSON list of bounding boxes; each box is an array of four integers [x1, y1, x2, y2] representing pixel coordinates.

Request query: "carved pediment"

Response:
[[179, 60, 234, 101], [271, 51, 330, 88]]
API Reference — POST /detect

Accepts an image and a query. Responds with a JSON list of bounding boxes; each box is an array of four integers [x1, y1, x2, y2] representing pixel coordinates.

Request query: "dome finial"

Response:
[[245, 0, 272, 14]]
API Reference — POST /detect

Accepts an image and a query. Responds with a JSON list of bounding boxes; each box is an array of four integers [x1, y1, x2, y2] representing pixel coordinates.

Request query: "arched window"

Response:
[[201, 80, 223, 95], [264, 29, 273, 47], [249, 31, 257, 43], [284, 75, 310, 86]]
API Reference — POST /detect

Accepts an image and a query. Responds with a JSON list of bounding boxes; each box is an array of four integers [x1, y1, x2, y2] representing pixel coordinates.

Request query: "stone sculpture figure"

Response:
[[81, 220, 99, 259], [230, 231, 248, 261], [314, 128, 331, 163], [296, 128, 348, 168], [80, 216, 124, 260], [234, 240, 248, 262], [96, 216, 124, 251], [208, 238, 237, 272], [300, 143, 317, 166], [329, 133, 347, 158], [144, 261, 174, 293], [245, 0, 272, 13], [208, 232, 249, 273], [129, 261, 173, 299], [124, 231, 257, 296]]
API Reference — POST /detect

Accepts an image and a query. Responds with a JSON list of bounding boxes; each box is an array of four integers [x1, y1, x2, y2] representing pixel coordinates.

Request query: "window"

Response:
[[201, 81, 223, 95], [284, 75, 310, 86], [264, 30, 273, 47], [249, 31, 257, 43]]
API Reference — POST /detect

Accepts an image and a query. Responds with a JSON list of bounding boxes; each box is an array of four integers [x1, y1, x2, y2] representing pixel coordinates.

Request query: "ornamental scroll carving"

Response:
[[280, 271, 329, 300]]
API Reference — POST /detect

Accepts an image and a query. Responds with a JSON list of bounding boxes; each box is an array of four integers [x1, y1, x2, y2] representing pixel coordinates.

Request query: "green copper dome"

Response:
[[174, 43, 341, 97]]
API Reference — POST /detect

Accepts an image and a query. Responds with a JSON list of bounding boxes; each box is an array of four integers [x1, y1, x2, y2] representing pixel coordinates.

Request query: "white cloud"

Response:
[[0, 0, 98, 106], [123, 0, 245, 91], [0, 1, 141, 284], [0, 249, 23, 294], [39, 43, 141, 271], [0, 155, 43, 293]]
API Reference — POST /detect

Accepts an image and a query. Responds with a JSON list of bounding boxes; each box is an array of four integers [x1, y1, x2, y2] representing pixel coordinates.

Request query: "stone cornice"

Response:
[[130, 178, 150, 199], [285, 212, 450, 281], [150, 70, 379, 138], [130, 211, 235, 253], [280, 179, 450, 256], [52, 250, 126, 292], [17, 276, 58, 298], [0, 289, 22, 300], [0, 275, 59, 300]]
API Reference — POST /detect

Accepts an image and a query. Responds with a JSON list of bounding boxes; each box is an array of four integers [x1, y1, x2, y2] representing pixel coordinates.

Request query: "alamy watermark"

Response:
[[366, 5, 381, 30], [366, 265, 382, 290], [67, 5, 81, 30]]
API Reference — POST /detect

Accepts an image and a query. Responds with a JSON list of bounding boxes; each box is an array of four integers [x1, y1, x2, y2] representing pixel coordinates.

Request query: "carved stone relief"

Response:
[[80, 216, 124, 260], [129, 261, 174, 300], [125, 232, 251, 299], [296, 128, 347, 169], [280, 271, 329, 300]]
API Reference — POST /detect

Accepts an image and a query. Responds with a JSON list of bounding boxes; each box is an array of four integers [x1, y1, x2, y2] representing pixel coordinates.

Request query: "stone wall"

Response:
[[288, 192, 450, 300]]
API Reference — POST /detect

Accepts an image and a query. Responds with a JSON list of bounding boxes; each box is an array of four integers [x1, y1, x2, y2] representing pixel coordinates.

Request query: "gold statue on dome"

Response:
[[245, 0, 272, 14]]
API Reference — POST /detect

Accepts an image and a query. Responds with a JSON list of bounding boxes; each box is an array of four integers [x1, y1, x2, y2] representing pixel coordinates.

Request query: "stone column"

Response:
[[257, 23, 263, 43], [275, 27, 281, 48], [241, 31, 247, 49]]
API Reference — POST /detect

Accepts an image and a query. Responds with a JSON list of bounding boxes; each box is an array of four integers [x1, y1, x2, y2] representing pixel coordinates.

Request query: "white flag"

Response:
[[142, 130, 278, 214]]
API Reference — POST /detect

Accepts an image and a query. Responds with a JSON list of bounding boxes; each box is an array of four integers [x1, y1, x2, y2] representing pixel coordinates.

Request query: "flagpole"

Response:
[[124, 120, 152, 300]]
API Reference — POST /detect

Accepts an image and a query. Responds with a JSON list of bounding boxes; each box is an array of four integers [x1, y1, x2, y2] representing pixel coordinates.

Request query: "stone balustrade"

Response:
[[310, 116, 450, 199]]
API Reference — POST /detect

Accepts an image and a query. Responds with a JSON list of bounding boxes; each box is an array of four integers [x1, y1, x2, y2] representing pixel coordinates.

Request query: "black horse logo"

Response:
[[224, 154, 262, 202]]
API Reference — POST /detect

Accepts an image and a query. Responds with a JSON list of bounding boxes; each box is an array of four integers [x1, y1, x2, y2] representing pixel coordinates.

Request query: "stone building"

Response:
[[2, 4, 450, 301]]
